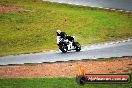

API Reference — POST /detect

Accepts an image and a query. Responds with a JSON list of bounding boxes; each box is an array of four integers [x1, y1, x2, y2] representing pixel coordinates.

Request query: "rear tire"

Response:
[[59, 44, 68, 53]]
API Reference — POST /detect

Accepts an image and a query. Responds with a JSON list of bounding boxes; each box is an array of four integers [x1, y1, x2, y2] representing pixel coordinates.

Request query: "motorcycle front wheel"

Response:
[[59, 44, 68, 53], [74, 42, 81, 52]]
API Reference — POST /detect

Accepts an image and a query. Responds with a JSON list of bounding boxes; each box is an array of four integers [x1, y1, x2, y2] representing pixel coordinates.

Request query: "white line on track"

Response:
[[111, 9, 116, 10], [99, 7, 103, 8], [118, 10, 123, 12], [104, 8, 110, 9], [90, 6, 95, 7]]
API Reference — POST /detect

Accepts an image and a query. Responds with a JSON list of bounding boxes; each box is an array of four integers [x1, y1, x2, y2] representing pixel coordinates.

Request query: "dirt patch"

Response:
[[0, 5, 29, 13], [0, 57, 132, 78]]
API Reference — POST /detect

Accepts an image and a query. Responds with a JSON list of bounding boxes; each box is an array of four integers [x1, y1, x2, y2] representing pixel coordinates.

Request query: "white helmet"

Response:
[[73, 36, 75, 38], [56, 30, 61, 34]]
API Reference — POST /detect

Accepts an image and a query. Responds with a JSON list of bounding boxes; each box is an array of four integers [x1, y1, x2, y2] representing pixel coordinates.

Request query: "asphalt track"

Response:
[[48, 0, 132, 12], [0, 1, 132, 65], [0, 40, 132, 65]]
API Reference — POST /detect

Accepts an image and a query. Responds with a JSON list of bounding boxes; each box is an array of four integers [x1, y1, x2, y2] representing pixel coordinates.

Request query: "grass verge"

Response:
[[0, 75, 131, 88], [0, 0, 132, 56]]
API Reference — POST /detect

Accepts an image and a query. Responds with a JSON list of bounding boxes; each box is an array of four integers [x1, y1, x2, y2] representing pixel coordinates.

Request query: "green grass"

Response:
[[0, 0, 132, 56], [0, 76, 131, 88]]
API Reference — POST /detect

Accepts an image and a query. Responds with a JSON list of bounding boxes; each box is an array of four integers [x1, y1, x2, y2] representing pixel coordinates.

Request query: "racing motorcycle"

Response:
[[57, 36, 81, 53]]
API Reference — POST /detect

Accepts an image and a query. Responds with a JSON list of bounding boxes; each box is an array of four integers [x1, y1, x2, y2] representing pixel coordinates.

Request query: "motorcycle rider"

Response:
[[56, 29, 75, 50]]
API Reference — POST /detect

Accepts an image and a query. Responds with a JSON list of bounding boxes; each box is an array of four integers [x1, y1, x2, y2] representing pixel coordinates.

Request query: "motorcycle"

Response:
[[57, 36, 81, 53]]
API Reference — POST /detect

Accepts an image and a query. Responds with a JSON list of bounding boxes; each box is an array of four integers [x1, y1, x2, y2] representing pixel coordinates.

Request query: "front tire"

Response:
[[59, 44, 68, 53], [74, 42, 81, 52]]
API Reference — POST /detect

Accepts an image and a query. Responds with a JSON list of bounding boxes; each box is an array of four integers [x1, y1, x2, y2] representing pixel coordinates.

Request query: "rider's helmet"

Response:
[[56, 29, 61, 34], [73, 36, 75, 38]]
